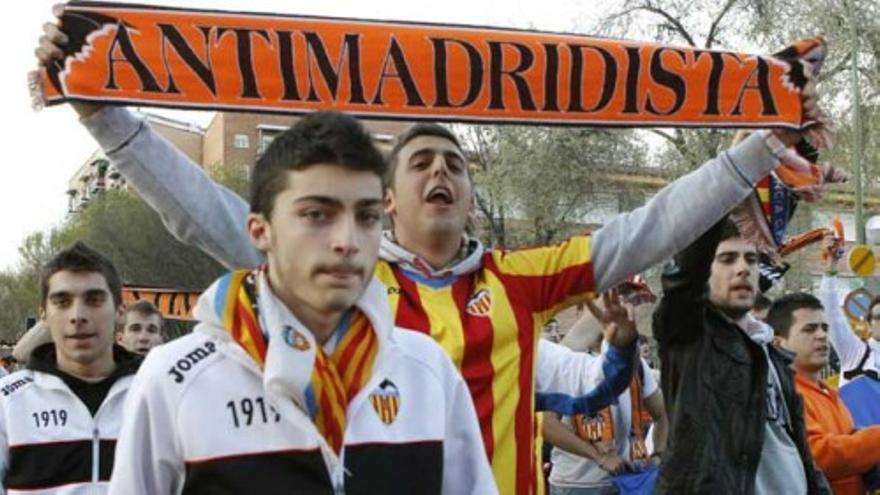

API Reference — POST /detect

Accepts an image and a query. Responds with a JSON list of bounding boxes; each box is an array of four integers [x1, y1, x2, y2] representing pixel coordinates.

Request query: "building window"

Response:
[[259, 134, 276, 154], [233, 134, 250, 149]]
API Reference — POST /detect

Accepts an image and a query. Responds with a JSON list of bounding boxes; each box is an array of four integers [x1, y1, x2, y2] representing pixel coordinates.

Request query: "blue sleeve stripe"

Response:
[[535, 342, 636, 416]]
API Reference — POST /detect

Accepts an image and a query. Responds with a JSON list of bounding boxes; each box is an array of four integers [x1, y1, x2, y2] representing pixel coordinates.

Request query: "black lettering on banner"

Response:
[[695, 50, 725, 116], [645, 47, 687, 116], [227, 396, 281, 428], [430, 37, 484, 108], [215, 27, 272, 99], [276, 30, 302, 101], [488, 41, 537, 111], [371, 36, 426, 106], [622, 46, 641, 114], [542, 43, 560, 111], [32, 409, 68, 428], [731, 56, 778, 116], [567, 43, 617, 113], [106, 22, 163, 93], [303, 32, 367, 104], [157, 23, 217, 95]]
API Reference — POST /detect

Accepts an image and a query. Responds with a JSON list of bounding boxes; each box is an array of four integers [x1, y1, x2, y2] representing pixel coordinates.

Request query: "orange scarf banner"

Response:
[[32, 1, 819, 128], [122, 286, 200, 320]]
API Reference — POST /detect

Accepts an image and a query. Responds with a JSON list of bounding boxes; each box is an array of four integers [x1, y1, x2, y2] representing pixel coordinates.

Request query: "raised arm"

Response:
[[36, 17, 261, 270], [820, 274, 866, 373], [592, 131, 783, 292], [653, 219, 724, 348], [83, 108, 261, 269]]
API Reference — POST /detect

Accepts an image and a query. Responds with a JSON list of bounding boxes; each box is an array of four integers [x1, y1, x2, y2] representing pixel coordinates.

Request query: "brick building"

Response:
[[67, 111, 408, 213]]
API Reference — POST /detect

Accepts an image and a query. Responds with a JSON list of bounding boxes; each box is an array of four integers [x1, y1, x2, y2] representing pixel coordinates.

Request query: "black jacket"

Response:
[[652, 222, 826, 494]]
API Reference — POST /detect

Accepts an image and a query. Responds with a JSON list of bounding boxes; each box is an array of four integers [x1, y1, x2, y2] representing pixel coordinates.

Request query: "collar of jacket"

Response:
[[379, 230, 484, 278], [27, 342, 142, 381]]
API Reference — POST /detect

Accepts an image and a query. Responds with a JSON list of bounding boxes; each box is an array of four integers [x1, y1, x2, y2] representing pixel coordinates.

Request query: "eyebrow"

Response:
[[409, 148, 465, 162], [293, 196, 383, 208], [48, 288, 108, 299]]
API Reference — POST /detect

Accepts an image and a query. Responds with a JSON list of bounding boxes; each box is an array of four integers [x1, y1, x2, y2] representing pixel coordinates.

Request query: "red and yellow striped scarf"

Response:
[[216, 270, 379, 453]]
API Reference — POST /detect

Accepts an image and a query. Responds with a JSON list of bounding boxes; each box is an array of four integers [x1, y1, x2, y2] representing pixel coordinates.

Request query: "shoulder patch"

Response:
[[168, 340, 218, 384], [1, 376, 34, 396]]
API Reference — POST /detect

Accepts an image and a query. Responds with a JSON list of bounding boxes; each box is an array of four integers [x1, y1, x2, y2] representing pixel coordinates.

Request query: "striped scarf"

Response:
[[216, 269, 379, 453]]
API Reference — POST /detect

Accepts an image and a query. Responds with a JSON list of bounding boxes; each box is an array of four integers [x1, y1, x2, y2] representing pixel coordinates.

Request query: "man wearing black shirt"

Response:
[[0, 242, 139, 494]]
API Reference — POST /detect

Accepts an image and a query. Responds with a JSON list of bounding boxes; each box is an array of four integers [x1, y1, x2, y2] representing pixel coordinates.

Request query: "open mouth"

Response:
[[731, 283, 753, 294], [425, 186, 453, 205]]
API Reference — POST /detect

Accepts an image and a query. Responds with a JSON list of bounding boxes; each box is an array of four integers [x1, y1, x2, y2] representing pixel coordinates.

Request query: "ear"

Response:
[[247, 212, 273, 252], [773, 335, 786, 347], [384, 187, 397, 217]]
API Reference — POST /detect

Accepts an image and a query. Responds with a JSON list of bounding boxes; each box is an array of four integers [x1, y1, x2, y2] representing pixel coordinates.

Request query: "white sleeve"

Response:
[[108, 359, 184, 495], [82, 107, 262, 270], [591, 132, 779, 292], [820, 275, 866, 372], [441, 357, 497, 495], [535, 339, 599, 395]]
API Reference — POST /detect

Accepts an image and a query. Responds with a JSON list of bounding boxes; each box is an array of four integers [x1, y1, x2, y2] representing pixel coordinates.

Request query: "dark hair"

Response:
[[386, 123, 463, 188], [719, 217, 742, 243], [125, 299, 162, 321], [766, 293, 824, 338], [250, 111, 387, 217], [41, 241, 123, 308], [753, 293, 773, 311]]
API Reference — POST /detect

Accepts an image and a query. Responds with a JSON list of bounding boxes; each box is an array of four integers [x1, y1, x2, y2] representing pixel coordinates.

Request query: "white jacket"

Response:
[[0, 351, 135, 495], [109, 273, 496, 495]]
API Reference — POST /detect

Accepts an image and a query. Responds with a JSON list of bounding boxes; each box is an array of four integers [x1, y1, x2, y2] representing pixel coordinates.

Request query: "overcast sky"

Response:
[[1, 0, 624, 271]]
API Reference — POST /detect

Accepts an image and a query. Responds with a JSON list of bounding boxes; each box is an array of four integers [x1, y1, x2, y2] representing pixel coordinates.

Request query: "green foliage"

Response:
[[0, 175, 241, 341], [463, 125, 647, 247]]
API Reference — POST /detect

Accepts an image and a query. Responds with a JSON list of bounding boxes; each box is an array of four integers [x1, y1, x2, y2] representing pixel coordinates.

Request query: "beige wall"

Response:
[[202, 113, 224, 167], [153, 123, 202, 165]]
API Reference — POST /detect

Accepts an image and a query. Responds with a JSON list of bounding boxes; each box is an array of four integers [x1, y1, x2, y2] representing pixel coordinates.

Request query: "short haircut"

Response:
[[125, 299, 162, 322], [719, 217, 742, 244], [754, 293, 773, 311], [41, 242, 123, 308], [249, 111, 387, 217], [386, 123, 463, 188], [766, 293, 824, 338]]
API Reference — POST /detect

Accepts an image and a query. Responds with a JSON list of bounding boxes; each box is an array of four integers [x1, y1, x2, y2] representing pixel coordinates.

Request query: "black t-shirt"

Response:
[[54, 371, 118, 416], [28, 344, 141, 416]]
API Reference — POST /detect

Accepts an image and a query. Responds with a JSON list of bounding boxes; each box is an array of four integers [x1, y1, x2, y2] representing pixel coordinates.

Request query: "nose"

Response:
[[68, 299, 88, 325], [331, 214, 360, 257], [429, 154, 449, 178], [734, 257, 752, 277]]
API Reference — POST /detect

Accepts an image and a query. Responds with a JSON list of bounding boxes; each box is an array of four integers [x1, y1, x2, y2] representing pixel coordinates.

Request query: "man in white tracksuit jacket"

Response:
[[109, 111, 495, 494], [0, 243, 140, 495]]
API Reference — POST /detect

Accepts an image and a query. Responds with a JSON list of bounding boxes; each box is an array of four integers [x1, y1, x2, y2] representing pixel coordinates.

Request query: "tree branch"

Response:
[[637, 4, 697, 47], [705, 0, 739, 48]]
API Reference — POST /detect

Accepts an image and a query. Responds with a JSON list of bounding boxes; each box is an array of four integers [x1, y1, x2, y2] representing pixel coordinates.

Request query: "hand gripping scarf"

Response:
[[32, 1, 821, 130], [216, 269, 378, 453]]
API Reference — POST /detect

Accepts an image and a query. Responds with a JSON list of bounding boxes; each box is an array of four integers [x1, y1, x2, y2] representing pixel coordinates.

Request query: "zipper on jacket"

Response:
[[91, 426, 100, 482]]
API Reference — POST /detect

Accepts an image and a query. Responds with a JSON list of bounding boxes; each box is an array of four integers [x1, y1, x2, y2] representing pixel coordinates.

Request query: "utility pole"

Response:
[[846, 0, 865, 243]]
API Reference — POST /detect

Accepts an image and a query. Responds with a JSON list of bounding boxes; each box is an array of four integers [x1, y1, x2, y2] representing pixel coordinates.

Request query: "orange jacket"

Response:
[[795, 374, 880, 495]]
